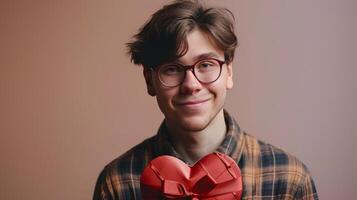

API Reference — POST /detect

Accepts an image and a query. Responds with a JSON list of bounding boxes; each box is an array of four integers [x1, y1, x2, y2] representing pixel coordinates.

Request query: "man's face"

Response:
[[144, 29, 234, 132]]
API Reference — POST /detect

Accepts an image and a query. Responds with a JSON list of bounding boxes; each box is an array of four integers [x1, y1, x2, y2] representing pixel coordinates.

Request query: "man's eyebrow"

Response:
[[170, 52, 223, 65], [193, 52, 222, 61]]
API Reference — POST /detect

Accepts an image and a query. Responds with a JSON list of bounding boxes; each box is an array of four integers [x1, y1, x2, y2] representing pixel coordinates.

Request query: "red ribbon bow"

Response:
[[140, 152, 243, 199]]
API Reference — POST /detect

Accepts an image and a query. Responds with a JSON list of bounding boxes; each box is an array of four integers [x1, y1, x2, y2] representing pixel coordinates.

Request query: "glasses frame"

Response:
[[154, 58, 226, 87]]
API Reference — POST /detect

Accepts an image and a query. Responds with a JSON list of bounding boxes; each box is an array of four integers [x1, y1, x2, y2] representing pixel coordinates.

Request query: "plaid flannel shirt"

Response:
[[93, 110, 318, 199]]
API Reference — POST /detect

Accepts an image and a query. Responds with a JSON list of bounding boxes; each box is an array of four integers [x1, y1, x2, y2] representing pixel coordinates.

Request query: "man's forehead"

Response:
[[180, 29, 225, 60]]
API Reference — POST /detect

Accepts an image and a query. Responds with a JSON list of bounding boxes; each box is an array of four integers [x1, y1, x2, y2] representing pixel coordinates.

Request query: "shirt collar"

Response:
[[153, 109, 245, 163]]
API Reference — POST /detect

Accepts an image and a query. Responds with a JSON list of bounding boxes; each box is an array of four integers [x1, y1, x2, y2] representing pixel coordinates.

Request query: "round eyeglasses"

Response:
[[155, 58, 226, 87]]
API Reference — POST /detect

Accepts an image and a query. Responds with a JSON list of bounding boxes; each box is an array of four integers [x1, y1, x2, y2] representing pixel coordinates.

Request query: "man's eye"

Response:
[[197, 60, 217, 71], [161, 66, 181, 75], [200, 62, 214, 68]]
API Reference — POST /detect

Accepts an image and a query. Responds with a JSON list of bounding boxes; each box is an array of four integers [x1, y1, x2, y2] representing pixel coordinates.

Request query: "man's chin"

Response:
[[178, 117, 210, 132]]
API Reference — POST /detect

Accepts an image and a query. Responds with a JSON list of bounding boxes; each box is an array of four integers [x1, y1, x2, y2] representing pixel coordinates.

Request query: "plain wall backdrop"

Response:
[[1, 0, 356, 199]]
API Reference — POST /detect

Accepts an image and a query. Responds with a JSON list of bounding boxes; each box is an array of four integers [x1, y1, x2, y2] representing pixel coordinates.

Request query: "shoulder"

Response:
[[93, 135, 158, 199], [239, 132, 318, 198], [241, 132, 309, 175], [103, 135, 157, 181]]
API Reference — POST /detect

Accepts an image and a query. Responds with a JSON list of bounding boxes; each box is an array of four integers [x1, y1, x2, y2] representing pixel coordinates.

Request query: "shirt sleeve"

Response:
[[93, 168, 114, 200], [294, 172, 319, 200], [93, 167, 142, 200]]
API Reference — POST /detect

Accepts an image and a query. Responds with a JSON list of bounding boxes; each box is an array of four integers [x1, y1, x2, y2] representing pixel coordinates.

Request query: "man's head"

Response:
[[127, 0, 238, 132], [127, 0, 238, 69]]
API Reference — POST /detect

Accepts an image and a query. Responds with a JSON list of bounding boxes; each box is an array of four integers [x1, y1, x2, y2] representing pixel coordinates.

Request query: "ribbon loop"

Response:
[[162, 179, 189, 198], [192, 173, 217, 195]]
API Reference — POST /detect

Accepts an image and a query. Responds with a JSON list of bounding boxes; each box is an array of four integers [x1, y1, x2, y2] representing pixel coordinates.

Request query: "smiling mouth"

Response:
[[176, 98, 210, 106]]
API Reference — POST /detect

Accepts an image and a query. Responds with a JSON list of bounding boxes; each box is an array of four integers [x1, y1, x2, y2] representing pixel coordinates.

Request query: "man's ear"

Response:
[[143, 68, 156, 96], [226, 62, 234, 89]]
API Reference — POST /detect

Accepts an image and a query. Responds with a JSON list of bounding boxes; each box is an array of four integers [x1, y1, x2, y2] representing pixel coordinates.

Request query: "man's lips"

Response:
[[175, 98, 210, 106]]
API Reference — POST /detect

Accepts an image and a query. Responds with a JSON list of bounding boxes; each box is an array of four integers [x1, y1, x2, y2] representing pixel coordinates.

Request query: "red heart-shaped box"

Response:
[[140, 152, 243, 199]]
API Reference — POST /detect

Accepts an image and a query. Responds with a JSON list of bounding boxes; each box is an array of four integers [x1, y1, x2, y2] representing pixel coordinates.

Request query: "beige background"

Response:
[[1, 0, 356, 199]]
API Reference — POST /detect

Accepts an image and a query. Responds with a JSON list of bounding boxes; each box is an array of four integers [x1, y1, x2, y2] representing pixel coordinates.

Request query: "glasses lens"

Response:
[[158, 65, 184, 86], [157, 59, 223, 87], [194, 59, 221, 83]]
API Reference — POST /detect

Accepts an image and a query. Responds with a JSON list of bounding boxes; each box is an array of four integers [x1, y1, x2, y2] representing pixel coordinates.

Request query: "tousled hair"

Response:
[[127, 0, 238, 69]]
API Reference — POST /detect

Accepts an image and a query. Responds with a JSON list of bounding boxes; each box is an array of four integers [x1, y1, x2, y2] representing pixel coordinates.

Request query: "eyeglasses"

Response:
[[155, 58, 225, 87]]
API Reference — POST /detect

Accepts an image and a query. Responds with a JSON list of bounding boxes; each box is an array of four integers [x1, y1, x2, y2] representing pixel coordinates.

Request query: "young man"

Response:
[[93, 1, 318, 199]]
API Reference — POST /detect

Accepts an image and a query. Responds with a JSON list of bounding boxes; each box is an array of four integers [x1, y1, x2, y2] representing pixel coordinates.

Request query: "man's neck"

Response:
[[166, 109, 227, 165]]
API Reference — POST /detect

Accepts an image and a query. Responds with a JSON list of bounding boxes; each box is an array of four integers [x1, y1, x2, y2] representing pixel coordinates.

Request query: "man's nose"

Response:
[[179, 70, 202, 94]]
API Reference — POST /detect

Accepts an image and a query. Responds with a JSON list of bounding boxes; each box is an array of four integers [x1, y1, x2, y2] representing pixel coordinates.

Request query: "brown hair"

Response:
[[127, 0, 238, 69]]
